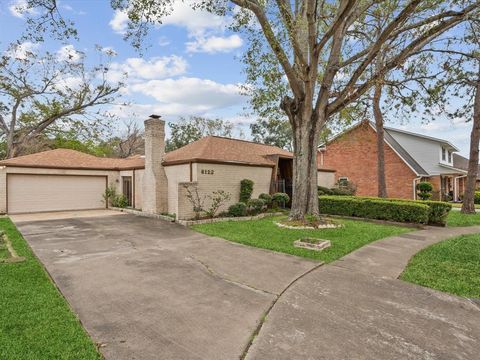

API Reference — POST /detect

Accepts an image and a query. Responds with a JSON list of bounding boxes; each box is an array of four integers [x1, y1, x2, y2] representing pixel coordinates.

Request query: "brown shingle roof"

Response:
[[0, 148, 145, 170], [163, 136, 293, 167]]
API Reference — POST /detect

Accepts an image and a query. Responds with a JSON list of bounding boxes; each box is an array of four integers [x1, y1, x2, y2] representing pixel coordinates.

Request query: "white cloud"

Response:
[[108, 1, 242, 54], [57, 45, 83, 63], [8, 41, 40, 60], [186, 34, 243, 54], [109, 9, 129, 34], [8, 0, 36, 18], [130, 77, 244, 110], [109, 55, 187, 82]]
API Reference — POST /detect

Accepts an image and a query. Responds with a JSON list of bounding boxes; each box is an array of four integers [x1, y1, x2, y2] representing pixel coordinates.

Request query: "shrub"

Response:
[[183, 184, 206, 220], [318, 196, 430, 224], [317, 186, 333, 195], [334, 179, 357, 195], [417, 182, 433, 200], [205, 190, 231, 218], [111, 194, 129, 208], [228, 202, 248, 217], [272, 192, 290, 208], [247, 198, 266, 215], [240, 179, 254, 203], [421, 200, 452, 226], [330, 187, 354, 196], [258, 193, 272, 206], [475, 192, 480, 204], [103, 186, 129, 208]]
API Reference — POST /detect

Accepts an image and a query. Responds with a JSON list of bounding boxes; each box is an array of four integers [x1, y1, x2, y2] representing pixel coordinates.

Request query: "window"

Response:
[[441, 147, 446, 161], [448, 150, 452, 163], [338, 176, 349, 186]]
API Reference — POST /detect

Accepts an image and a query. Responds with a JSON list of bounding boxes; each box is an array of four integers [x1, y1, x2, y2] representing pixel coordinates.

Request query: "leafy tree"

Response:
[[8, 0, 77, 42], [0, 45, 122, 158], [113, 0, 480, 219], [416, 21, 480, 213], [250, 117, 293, 151], [105, 119, 145, 158], [165, 116, 237, 151]]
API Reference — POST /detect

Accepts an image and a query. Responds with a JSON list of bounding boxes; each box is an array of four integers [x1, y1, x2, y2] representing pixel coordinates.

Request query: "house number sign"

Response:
[[201, 169, 215, 175]]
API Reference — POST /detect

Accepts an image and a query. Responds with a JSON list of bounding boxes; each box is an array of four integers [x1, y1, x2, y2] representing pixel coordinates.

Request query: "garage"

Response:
[[7, 174, 107, 214]]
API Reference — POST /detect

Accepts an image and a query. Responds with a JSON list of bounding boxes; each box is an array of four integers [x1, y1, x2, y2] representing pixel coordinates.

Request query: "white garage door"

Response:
[[7, 174, 107, 214]]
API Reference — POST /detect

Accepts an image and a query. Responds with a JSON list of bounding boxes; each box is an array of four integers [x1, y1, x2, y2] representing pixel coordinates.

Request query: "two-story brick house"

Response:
[[318, 120, 467, 201]]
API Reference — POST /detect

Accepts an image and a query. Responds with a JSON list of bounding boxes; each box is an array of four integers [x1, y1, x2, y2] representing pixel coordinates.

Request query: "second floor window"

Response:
[[442, 147, 446, 161], [448, 150, 452, 163]]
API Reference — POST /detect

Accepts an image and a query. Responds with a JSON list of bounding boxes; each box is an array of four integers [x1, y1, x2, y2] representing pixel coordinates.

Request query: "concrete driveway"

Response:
[[14, 212, 318, 360]]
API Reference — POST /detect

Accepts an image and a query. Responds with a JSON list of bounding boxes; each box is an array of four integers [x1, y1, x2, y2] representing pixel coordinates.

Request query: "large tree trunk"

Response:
[[373, 82, 388, 198], [461, 69, 480, 214], [286, 102, 323, 220]]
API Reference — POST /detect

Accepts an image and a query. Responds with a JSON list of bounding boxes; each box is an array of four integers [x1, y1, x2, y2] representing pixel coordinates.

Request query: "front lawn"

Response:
[[401, 234, 480, 298], [0, 218, 101, 360], [192, 216, 411, 263], [447, 211, 480, 227]]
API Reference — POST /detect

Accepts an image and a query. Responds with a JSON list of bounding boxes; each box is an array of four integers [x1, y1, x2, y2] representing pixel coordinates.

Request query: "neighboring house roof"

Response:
[[320, 120, 464, 176], [453, 153, 480, 177], [163, 136, 293, 167], [0, 148, 145, 170]]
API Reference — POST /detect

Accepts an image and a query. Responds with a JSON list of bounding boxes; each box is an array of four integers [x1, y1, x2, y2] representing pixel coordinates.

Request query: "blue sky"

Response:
[[0, 0, 473, 156]]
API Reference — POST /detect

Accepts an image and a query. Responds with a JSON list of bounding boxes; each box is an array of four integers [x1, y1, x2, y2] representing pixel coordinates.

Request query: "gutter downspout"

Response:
[[454, 175, 467, 202], [413, 177, 422, 200]]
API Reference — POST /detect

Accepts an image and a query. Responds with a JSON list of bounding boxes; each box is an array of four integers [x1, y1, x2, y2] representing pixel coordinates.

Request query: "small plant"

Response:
[[228, 202, 248, 217], [258, 193, 272, 206], [272, 192, 290, 208], [474, 191, 480, 204], [333, 179, 357, 195], [240, 179, 254, 203], [417, 181, 433, 200], [184, 184, 206, 220], [102, 185, 117, 206], [205, 190, 232, 218], [111, 194, 129, 208], [247, 198, 266, 215], [103, 186, 129, 208]]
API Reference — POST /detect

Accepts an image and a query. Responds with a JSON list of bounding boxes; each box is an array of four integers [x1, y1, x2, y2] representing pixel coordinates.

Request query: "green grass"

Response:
[[192, 216, 411, 263], [0, 218, 102, 360], [447, 211, 480, 227], [401, 234, 480, 298]]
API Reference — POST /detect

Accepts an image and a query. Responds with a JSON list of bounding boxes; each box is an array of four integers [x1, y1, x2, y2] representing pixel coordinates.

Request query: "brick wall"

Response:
[[322, 122, 417, 199]]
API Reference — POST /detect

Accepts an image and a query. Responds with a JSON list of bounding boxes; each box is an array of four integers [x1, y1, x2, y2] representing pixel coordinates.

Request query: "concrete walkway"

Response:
[[246, 225, 480, 359]]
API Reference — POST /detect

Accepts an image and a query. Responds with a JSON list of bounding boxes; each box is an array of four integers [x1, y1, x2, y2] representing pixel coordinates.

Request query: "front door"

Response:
[[122, 176, 133, 207]]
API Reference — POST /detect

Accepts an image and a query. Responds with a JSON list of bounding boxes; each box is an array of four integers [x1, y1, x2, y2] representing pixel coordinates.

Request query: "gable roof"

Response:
[[163, 136, 293, 167], [0, 148, 145, 170], [383, 126, 459, 151]]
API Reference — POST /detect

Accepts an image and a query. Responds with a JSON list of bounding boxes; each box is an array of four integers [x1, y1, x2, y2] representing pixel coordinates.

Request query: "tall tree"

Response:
[[165, 116, 239, 151], [0, 45, 122, 158], [114, 0, 480, 219]]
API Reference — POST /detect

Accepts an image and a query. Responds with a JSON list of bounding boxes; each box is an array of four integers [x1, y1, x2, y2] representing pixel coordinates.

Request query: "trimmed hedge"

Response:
[[228, 202, 247, 217], [357, 196, 451, 226], [240, 179, 254, 203], [319, 196, 430, 224]]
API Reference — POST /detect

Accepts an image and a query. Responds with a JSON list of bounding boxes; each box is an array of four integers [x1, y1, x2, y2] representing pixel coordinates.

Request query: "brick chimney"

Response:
[[142, 115, 168, 214]]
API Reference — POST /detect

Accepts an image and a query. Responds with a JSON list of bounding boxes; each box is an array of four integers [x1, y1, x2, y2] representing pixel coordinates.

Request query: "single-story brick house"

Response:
[[0, 116, 335, 219], [318, 120, 467, 201]]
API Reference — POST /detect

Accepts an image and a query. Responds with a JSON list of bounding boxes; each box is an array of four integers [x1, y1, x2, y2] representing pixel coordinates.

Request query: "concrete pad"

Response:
[[247, 265, 480, 360], [10, 209, 123, 223], [14, 214, 318, 360]]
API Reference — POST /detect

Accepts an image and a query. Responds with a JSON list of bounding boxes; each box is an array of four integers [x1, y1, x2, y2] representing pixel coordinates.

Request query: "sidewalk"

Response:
[[246, 225, 480, 360]]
